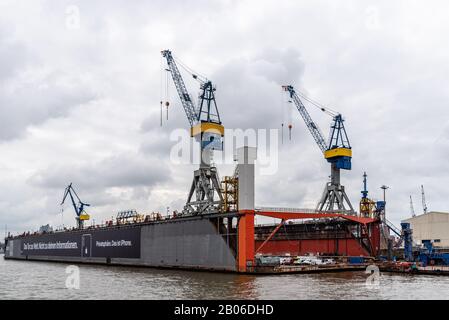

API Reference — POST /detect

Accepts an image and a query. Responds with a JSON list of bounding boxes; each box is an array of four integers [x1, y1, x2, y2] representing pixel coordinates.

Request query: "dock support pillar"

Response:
[[238, 211, 255, 272]]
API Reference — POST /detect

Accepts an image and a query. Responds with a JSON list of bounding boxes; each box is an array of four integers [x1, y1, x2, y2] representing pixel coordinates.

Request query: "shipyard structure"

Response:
[[4, 50, 384, 274], [4, 145, 381, 273]]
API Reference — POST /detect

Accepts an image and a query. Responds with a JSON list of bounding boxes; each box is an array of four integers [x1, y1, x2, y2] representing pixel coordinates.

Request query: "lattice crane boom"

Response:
[[283, 85, 328, 153], [161, 50, 198, 127]]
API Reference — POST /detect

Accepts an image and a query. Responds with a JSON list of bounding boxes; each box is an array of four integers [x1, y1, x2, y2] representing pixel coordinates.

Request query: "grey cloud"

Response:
[[29, 152, 171, 191], [139, 134, 173, 157], [252, 47, 306, 85], [0, 30, 31, 82], [212, 48, 305, 131], [0, 70, 97, 141], [0, 19, 97, 141]]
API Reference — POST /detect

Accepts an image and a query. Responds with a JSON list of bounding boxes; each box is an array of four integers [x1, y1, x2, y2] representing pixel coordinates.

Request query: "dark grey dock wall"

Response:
[[140, 219, 236, 271], [4, 218, 237, 272]]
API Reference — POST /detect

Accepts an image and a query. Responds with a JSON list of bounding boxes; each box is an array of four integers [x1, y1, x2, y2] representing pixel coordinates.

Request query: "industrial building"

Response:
[[403, 212, 449, 248]]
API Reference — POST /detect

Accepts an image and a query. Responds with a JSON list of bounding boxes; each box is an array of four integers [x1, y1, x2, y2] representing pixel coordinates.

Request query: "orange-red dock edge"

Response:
[[237, 211, 255, 272]]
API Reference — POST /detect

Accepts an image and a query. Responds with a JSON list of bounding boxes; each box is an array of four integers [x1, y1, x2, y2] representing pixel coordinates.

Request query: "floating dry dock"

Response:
[[4, 208, 381, 274], [4, 147, 383, 274]]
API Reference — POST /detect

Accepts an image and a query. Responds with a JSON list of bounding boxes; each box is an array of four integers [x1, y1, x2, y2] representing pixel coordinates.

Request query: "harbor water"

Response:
[[1, 254, 448, 300]]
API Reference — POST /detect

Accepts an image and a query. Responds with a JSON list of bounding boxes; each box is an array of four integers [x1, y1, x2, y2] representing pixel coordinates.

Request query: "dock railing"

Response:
[[255, 207, 355, 215]]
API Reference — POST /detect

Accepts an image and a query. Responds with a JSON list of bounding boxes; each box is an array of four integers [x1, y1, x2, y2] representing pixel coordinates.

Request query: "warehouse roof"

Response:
[[403, 211, 449, 223]]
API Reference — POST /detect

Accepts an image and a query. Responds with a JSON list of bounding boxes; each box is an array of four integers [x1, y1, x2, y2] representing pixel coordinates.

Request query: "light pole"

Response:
[[381, 185, 389, 203], [381, 185, 389, 222]]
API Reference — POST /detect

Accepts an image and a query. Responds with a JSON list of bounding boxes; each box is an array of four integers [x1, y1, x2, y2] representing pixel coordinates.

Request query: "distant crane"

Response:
[[61, 183, 90, 229], [410, 195, 416, 217], [421, 185, 428, 214], [282, 85, 354, 214], [161, 50, 224, 215], [360, 172, 375, 217], [360, 172, 385, 219]]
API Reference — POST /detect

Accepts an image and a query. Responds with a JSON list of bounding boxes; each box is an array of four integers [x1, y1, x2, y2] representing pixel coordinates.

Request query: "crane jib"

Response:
[[162, 50, 198, 127], [288, 87, 328, 153], [61, 184, 90, 224], [283, 85, 352, 169], [162, 50, 222, 129]]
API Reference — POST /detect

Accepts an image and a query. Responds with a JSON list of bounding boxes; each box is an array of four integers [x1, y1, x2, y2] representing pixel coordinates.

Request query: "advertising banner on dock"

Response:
[[92, 228, 141, 258], [21, 227, 141, 258], [22, 233, 81, 257]]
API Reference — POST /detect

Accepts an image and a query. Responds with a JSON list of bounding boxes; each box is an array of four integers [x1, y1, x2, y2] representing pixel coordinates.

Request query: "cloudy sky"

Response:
[[1, 0, 448, 234]]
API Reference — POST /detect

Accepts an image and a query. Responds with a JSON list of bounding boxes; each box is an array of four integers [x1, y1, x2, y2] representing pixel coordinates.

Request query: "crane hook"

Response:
[[160, 101, 163, 126], [281, 123, 284, 145], [165, 101, 170, 120]]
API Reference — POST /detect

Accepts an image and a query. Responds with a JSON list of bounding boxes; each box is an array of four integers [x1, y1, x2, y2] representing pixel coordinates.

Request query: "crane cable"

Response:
[[165, 62, 170, 121], [172, 54, 212, 117], [159, 55, 171, 123], [164, 54, 208, 120], [296, 90, 340, 117], [280, 90, 285, 145], [172, 54, 208, 83], [160, 55, 164, 126]]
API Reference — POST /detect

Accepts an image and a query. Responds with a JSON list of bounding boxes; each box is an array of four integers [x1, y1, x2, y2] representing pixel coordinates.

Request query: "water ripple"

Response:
[[1, 255, 448, 300]]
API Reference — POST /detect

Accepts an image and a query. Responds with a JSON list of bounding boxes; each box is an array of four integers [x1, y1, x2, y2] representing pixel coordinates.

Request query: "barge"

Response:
[[380, 262, 449, 276]]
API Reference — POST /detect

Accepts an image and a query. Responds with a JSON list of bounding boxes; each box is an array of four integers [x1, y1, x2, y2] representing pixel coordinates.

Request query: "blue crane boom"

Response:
[[61, 183, 90, 229]]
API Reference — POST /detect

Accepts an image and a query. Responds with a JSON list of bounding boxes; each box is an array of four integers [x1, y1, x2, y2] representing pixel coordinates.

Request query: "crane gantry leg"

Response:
[[182, 126, 225, 215], [184, 165, 224, 215], [316, 163, 355, 214]]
